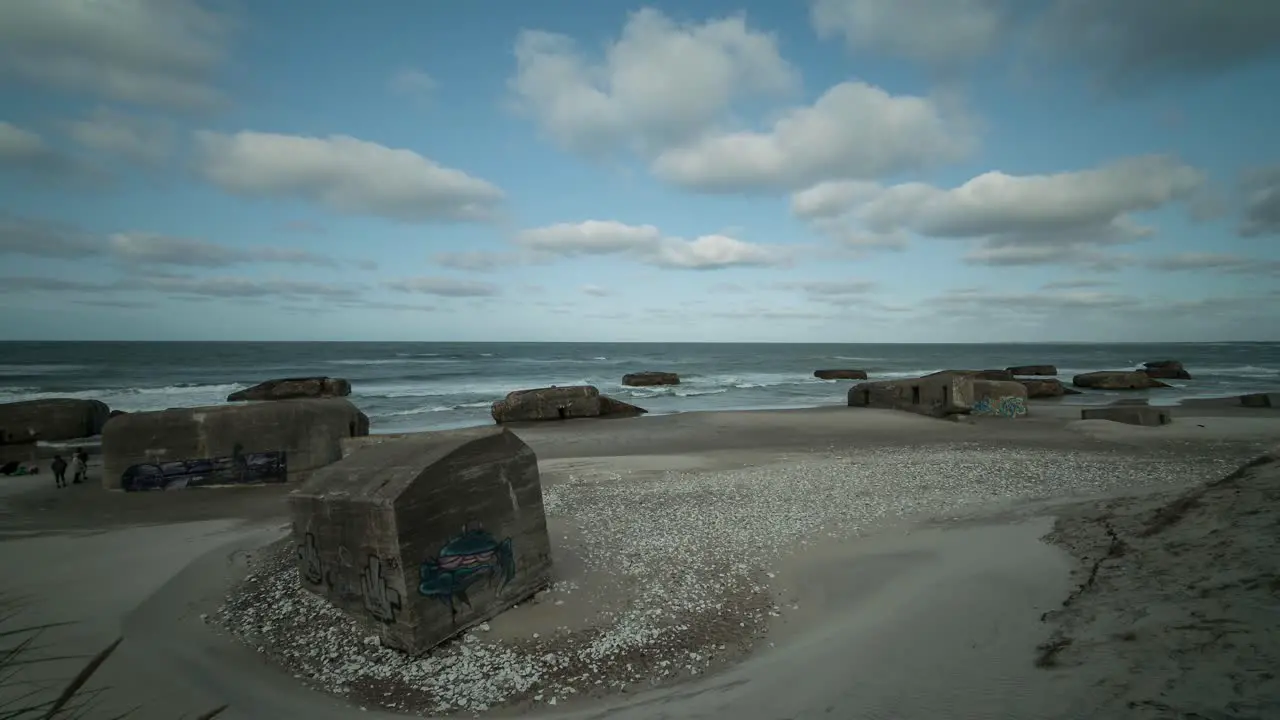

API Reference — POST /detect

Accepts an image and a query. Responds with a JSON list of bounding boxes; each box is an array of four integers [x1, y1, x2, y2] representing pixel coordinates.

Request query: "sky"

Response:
[[1, 0, 1279, 343]]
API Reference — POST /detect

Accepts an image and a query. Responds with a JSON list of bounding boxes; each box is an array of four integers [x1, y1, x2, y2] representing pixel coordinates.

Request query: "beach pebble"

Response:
[[213, 444, 1239, 716]]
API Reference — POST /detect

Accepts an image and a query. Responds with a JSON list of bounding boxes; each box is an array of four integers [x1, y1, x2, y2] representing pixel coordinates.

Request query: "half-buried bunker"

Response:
[[287, 426, 553, 655]]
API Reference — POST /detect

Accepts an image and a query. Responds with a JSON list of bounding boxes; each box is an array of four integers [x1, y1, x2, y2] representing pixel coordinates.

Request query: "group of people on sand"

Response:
[[50, 449, 89, 489]]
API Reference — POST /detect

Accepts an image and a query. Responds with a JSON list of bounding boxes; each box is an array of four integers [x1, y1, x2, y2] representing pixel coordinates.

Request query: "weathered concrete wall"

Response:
[[1081, 407, 1173, 426], [0, 399, 111, 443], [847, 371, 973, 418], [1006, 365, 1057, 376], [340, 433, 415, 459], [971, 380, 1029, 418], [1073, 371, 1171, 390], [102, 398, 369, 491], [814, 369, 868, 380], [622, 371, 680, 386], [1240, 393, 1279, 409], [288, 426, 553, 655], [228, 376, 352, 402], [491, 386, 646, 423]]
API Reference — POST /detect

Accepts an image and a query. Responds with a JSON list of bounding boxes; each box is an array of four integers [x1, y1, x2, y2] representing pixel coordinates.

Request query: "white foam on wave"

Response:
[[327, 358, 456, 366], [358, 377, 595, 400], [1198, 365, 1280, 376], [378, 400, 494, 418], [0, 382, 248, 411]]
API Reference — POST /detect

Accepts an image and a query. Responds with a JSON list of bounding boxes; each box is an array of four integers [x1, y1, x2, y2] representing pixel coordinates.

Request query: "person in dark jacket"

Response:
[[51, 455, 68, 488]]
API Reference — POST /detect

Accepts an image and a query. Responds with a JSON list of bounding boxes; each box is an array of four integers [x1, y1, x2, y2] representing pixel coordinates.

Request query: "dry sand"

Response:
[[1, 402, 1278, 719], [1035, 447, 1280, 719]]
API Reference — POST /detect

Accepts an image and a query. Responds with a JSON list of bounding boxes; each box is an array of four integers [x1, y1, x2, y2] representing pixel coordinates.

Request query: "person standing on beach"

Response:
[[69, 451, 86, 485], [51, 455, 68, 488]]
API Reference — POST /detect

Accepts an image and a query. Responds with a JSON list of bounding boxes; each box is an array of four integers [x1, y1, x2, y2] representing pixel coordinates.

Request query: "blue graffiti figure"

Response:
[[419, 521, 515, 616], [999, 396, 1027, 417]]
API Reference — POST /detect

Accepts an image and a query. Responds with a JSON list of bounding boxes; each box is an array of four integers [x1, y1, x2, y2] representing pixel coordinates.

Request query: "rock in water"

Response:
[[228, 377, 352, 402], [813, 369, 868, 380], [1072, 371, 1171, 390], [1019, 378, 1082, 398], [622, 371, 680, 386], [0, 399, 111, 443], [1140, 360, 1192, 380], [490, 386, 646, 423], [1007, 365, 1057, 376], [288, 426, 553, 655]]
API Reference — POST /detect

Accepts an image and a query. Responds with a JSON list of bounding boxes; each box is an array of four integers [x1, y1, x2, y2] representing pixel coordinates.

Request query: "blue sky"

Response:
[[1, 0, 1278, 342]]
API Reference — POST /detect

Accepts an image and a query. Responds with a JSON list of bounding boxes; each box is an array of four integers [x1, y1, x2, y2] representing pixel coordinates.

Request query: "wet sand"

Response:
[[1, 401, 1278, 719]]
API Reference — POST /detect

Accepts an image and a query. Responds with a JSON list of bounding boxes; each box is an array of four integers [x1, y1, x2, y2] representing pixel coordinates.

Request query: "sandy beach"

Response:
[[2, 401, 1279, 719]]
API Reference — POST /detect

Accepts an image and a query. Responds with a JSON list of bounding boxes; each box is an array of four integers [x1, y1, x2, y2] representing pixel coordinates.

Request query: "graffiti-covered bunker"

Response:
[[287, 425, 553, 655], [847, 370, 1029, 419], [102, 398, 370, 491]]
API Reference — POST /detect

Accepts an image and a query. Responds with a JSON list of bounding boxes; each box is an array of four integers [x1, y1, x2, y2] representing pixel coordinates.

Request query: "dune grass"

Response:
[[0, 596, 226, 720]]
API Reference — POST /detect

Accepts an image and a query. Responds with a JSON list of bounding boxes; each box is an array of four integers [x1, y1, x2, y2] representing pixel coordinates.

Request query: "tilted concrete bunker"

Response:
[[101, 398, 369, 491], [847, 371, 1027, 419], [287, 426, 553, 655]]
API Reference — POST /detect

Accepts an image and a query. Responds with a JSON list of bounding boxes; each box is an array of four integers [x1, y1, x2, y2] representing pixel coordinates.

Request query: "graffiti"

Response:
[[361, 555, 403, 624], [971, 396, 1027, 418], [121, 444, 286, 491], [297, 532, 330, 586], [419, 521, 515, 618]]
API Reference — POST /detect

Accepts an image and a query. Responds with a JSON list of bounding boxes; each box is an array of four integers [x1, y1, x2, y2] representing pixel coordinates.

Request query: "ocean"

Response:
[[1, 342, 1278, 433]]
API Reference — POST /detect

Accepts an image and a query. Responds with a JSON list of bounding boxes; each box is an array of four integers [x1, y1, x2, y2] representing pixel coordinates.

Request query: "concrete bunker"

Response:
[[847, 371, 1026, 420], [101, 398, 369, 491], [287, 426, 553, 655]]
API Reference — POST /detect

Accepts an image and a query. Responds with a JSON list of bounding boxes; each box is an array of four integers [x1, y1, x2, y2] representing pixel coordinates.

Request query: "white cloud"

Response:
[[433, 250, 532, 272], [779, 279, 878, 297], [1, 216, 357, 268], [384, 276, 501, 297], [935, 287, 1139, 313], [1239, 164, 1280, 237], [514, 220, 791, 270], [0, 214, 99, 257], [650, 81, 975, 192], [0, 120, 89, 179], [791, 155, 1204, 267], [810, 0, 1008, 65], [509, 8, 798, 156], [516, 220, 662, 255], [1147, 252, 1280, 276], [107, 232, 340, 268], [1033, 0, 1280, 89], [138, 275, 360, 300], [652, 234, 789, 270], [0, 0, 231, 109], [1041, 279, 1114, 291], [193, 131, 504, 222], [390, 68, 437, 103], [65, 107, 173, 164], [0, 121, 48, 159], [4, 274, 363, 301], [581, 284, 610, 297]]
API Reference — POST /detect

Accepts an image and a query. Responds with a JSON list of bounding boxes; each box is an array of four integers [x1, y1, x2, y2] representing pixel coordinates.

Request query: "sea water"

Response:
[[1, 341, 1277, 433]]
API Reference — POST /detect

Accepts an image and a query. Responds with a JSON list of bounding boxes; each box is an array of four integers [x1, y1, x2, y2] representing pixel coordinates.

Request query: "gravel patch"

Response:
[[212, 443, 1244, 715]]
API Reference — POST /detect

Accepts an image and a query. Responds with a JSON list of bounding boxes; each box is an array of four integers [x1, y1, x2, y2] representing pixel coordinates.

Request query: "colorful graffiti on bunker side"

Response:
[[419, 521, 515, 618], [971, 395, 1027, 418], [121, 443, 287, 491]]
